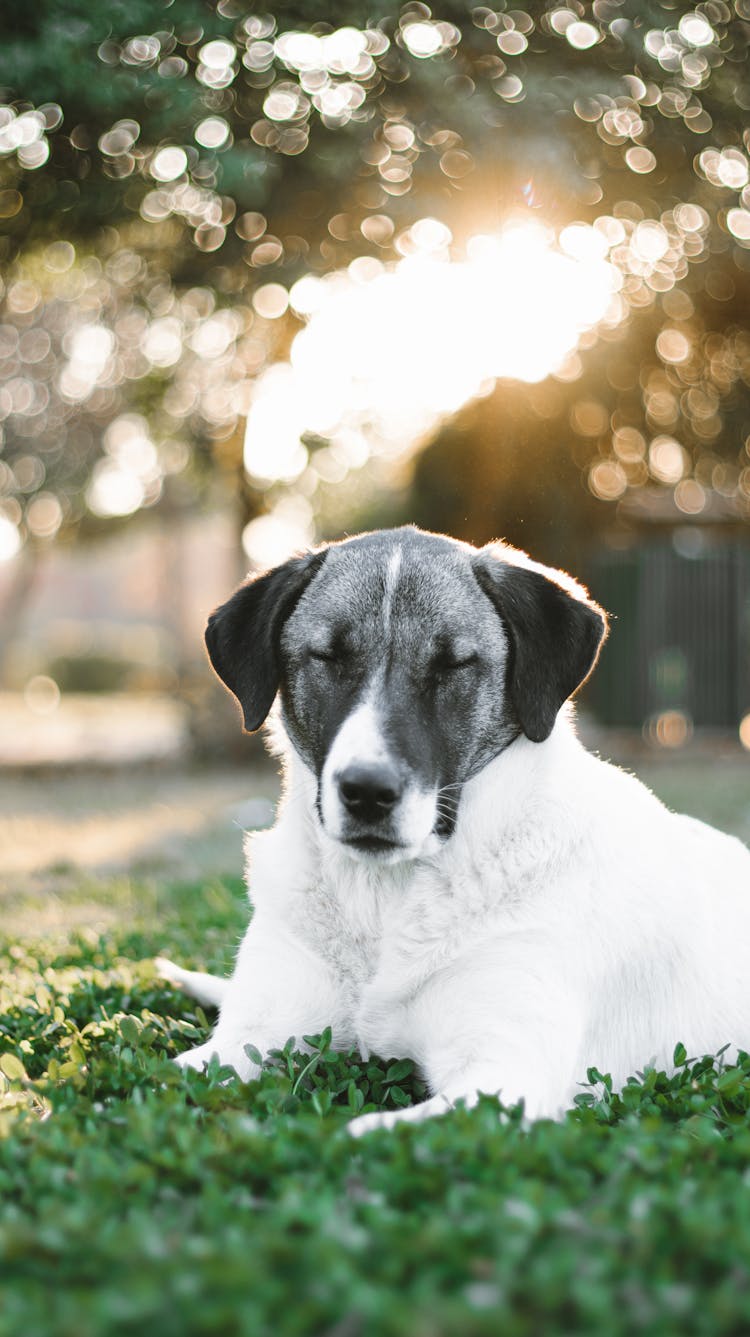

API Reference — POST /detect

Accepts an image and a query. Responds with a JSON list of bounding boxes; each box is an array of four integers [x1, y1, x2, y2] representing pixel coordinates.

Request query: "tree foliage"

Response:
[[0, 0, 749, 559]]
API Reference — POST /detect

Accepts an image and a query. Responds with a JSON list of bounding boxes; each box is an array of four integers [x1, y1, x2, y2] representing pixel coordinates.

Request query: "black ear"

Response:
[[205, 549, 327, 732], [473, 550, 607, 744]]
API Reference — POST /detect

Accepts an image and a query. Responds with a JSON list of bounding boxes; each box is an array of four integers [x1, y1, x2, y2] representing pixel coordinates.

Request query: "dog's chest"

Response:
[[293, 855, 495, 1054], [300, 882, 419, 1057], [301, 871, 406, 989]]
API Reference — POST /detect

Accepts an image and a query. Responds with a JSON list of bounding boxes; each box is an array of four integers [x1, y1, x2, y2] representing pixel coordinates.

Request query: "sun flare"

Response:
[[243, 218, 623, 497]]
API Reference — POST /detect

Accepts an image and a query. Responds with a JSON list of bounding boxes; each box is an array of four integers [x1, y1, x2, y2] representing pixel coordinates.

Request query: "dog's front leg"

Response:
[[348, 951, 584, 1135], [174, 914, 343, 1081], [347, 1060, 558, 1137]]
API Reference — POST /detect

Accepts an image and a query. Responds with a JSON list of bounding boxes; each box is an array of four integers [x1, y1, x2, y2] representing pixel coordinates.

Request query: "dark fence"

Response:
[[586, 539, 750, 730]]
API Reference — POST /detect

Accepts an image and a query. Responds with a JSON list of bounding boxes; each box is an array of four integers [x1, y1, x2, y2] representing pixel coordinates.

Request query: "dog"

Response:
[[158, 525, 750, 1135]]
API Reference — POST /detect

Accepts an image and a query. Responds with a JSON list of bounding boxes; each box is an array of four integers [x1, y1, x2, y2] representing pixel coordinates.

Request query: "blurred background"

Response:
[[1, 1, 749, 893]]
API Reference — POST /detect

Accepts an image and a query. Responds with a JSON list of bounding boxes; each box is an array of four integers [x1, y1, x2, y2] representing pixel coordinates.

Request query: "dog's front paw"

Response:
[[173, 1041, 221, 1073], [347, 1093, 453, 1137], [172, 1040, 259, 1082], [347, 1108, 403, 1137]]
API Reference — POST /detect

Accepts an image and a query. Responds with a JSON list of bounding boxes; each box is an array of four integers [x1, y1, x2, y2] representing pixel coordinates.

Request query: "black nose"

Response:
[[338, 762, 403, 824]]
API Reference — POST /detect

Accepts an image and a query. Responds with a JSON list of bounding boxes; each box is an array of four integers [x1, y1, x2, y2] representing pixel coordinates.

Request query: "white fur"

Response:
[[169, 705, 750, 1134], [382, 547, 402, 635]]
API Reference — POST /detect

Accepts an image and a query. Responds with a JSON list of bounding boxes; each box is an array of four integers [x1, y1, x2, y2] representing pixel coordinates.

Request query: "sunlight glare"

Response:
[[244, 219, 621, 482], [0, 514, 21, 562]]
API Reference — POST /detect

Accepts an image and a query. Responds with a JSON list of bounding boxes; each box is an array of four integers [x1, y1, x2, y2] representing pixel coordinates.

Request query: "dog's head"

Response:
[[205, 527, 606, 863]]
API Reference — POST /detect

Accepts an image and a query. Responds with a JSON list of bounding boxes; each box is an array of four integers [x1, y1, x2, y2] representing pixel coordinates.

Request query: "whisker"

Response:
[[435, 795, 460, 812], [435, 801, 460, 821]]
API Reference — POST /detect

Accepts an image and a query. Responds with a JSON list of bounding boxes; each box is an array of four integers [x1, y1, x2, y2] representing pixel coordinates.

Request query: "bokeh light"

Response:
[[645, 710, 694, 748], [195, 117, 230, 149], [566, 22, 599, 50], [242, 503, 314, 568], [23, 674, 61, 716], [150, 147, 188, 182]]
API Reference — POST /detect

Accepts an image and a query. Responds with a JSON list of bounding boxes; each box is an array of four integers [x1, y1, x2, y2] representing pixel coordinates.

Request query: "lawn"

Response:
[[3, 755, 750, 1335]]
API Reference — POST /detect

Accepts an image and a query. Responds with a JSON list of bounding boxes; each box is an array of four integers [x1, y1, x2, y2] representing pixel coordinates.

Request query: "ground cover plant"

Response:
[[3, 871, 750, 1336]]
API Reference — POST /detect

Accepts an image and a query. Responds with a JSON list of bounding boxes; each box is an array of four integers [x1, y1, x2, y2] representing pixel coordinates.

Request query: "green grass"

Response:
[[4, 874, 750, 1336]]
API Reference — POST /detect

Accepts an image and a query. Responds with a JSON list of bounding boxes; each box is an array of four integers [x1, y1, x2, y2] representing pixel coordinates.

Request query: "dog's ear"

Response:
[[205, 549, 327, 732], [473, 549, 607, 744]]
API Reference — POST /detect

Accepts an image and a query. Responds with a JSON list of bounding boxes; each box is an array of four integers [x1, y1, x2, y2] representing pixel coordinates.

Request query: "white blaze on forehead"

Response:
[[382, 546, 402, 636]]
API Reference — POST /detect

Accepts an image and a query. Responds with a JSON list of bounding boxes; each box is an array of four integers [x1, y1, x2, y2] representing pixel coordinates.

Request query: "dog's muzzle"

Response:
[[319, 702, 439, 861]]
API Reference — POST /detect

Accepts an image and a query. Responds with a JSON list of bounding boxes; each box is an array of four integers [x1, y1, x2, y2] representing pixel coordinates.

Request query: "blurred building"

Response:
[[0, 509, 239, 692], [0, 508, 257, 765], [589, 505, 750, 740]]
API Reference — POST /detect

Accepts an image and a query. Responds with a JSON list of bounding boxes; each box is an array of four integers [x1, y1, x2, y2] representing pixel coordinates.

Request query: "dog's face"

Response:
[[205, 527, 606, 864], [279, 531, 516, 861]]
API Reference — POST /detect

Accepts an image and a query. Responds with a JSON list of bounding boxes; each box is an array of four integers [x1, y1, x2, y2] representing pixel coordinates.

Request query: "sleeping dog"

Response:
[[158, 525, 750, 1134]]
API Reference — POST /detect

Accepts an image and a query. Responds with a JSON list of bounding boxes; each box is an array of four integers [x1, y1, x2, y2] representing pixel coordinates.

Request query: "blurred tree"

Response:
[[409, 380, 605, 570], [0, 0, 748, 570]]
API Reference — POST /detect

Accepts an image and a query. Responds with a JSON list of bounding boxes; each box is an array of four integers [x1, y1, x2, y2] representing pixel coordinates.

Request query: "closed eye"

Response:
[[433, 652, 479, 673], [309, 647, 340, 663]]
